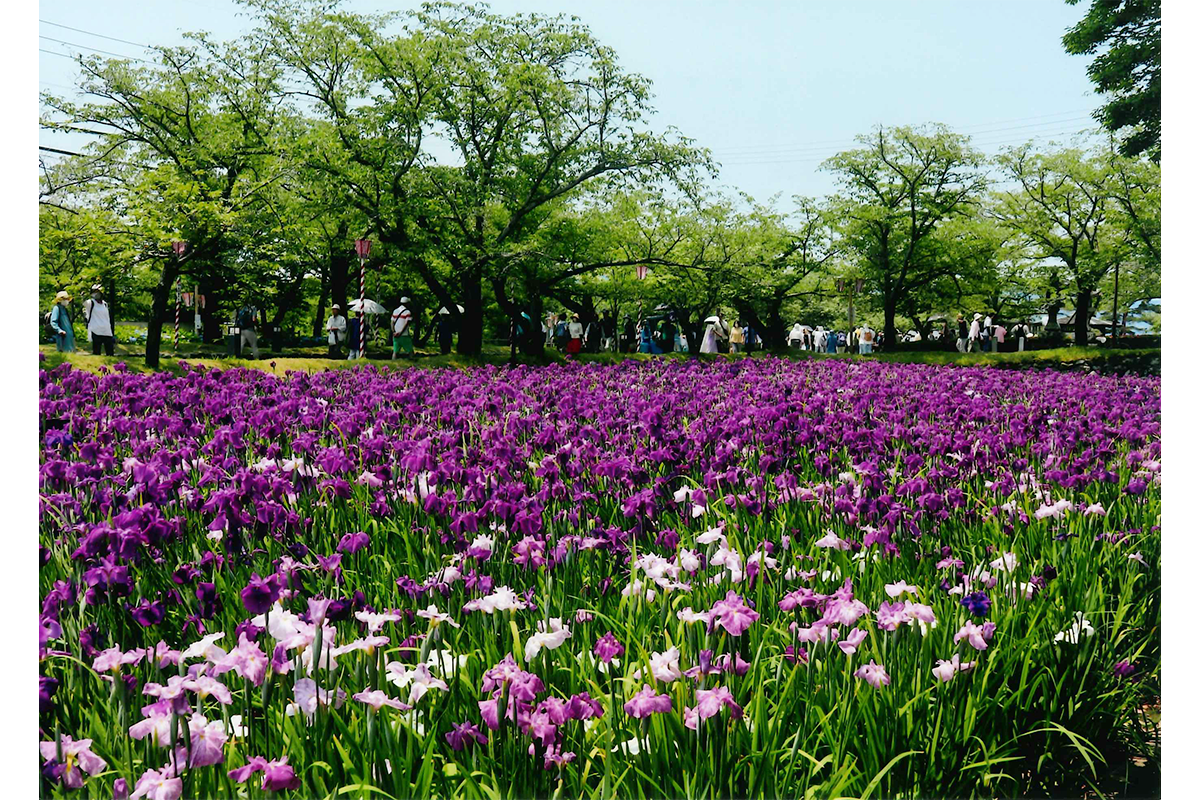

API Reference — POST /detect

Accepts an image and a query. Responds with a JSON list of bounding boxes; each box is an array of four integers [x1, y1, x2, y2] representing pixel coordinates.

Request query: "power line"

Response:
[[717, 126, 1099, 167], [717, 123, 1099, 165], [705, 108, 1097, 154], [41, 48, 77, 60], [39, 20, 148, 49], [39, 35, 145, 62], [711, 115, 1096, 158]]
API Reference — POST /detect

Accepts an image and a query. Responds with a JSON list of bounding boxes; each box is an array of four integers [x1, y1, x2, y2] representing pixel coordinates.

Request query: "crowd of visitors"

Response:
[[44, 285, 1039, 360]]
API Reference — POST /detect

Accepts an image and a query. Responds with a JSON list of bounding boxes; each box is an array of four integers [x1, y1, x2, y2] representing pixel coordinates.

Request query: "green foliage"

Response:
[[1063, 0, 1160, 162]]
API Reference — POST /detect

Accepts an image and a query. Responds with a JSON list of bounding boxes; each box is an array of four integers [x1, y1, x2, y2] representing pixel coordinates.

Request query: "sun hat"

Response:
[[331, 303, 341, 310], [973, 313, 982, 320], [55, 290, 72, 302], [400, 296, 411, 304], [91, 283, 104, 292]]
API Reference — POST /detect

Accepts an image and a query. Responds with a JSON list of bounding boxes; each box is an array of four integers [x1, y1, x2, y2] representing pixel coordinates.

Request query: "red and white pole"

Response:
[[354, 239, 371, 358], [171, 240, 187, 352]]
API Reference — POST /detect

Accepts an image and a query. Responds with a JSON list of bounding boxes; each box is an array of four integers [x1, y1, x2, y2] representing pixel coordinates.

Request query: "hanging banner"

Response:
[[636, 264, 648, 280], [837, 279, 845, 293], [171, 241, 187, 257], [855, 278, 864, 294], [354, 239, 372, 259]]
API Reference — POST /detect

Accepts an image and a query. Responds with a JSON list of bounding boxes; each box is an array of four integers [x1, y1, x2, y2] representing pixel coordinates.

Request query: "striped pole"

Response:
[[174, 290, 180, 350], [359, 256, 366, 357]]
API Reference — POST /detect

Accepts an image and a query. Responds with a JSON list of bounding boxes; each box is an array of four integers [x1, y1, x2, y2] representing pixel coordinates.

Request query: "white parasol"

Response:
[[704, 315, 721, 324], [347, 298, 388, 314], [438, 305, 466, 315]]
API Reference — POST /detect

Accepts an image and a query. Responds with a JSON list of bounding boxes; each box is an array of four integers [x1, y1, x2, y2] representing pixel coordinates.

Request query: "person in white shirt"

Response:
[[83, 284, 115, 355], [968, 313, 983, 353], [391, 297, 414, 359], [788, 323, 804, 350], [326, 304, 347, 358], [814, 326, 827, 353], [858, 325, 875, 355], [566, 314, 584, 355]]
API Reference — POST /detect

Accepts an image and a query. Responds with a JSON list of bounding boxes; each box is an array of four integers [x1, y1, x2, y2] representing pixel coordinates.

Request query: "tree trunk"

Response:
[[882, 293, 898, 349], [145, 260, 180, 369], [1073, 289, 1092, 346], [198, 275, 223, 343], [312, 271, 328, 339], [457, 271, 484, 355]]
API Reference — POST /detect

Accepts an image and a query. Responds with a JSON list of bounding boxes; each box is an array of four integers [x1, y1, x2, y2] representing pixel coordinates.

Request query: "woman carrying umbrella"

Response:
[[700, 315, 725, 354]]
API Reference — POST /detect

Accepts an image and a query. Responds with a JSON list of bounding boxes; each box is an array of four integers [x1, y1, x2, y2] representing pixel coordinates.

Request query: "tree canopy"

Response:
[[39, 1, 1161, 360]]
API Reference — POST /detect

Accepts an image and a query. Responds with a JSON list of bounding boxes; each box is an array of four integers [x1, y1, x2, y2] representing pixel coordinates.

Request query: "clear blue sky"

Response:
[[39, 0, 1102, 203]]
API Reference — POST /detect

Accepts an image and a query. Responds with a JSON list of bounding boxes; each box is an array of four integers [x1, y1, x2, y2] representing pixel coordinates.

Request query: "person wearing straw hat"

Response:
[[436, 305, 457, 355], [967, 313, 983, 353], [391, 297, 414, 359], [48, 291, 76, 352], [83, 284, 115, 355], [326, 304, 347, 358]]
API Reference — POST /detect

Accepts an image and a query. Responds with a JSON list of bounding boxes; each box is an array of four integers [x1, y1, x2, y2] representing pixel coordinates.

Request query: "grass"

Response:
[[39, 344, 1162, 376]]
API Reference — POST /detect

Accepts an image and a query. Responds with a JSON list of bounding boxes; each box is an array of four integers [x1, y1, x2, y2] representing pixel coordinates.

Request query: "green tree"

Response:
[[993, 144, 1118, 344], [41, 34, 293, 366], [1063, 0, 1160, 162], [823, 125, 988, 348]]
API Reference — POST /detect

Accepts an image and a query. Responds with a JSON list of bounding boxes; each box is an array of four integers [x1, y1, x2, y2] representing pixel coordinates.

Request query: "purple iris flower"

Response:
[[445, 722, 488, 751], [261, 758, 301, 792], [130, 599, 165, 627], [337, 531, 371, 554], [240, 573, 282, 615], [593, 632, 625, 664], [623, 684, 672, 718], [960, 591, 991, 617]]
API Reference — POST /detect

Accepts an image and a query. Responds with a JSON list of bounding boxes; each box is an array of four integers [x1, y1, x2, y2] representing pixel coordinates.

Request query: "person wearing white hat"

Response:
[[391, 296, 414, 359], [83, 284, 115, 355], [700, 316, 725, 354], [326, 303, 347, 358], [968, 313, 983, 353], [48, 290, 76, 352]]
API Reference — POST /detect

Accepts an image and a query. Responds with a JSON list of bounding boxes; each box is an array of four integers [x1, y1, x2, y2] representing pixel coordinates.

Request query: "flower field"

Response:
[[38, 357, 1161, 799]]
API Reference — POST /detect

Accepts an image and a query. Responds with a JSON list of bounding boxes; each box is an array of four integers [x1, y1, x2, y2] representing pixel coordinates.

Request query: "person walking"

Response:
[[814, 326, 827, 353], [391, 297, 414, 359], [601, 311, 617, 352], [237, 303, 260, 359], [83, 284, 115, 356], [859, 324, 875, 355], [566, 314, 584, 355], [993, 322, 1006, 352], [956, 315, 968, 353], [436, 310, 455, 355], [967, 313, 983, 353], [744, 322, 758, 353], [659, 315, 676, 354], [48, 291, 76, 352], [1012, 321, 1028, 352], [637, 318, 661, 354], [787, 322, 803, 350], [584, 317, 602, 353], [827, 328, 838, 354], [700, 317, 725, 354], [326, 304, 347, 357], [729, 321, 745, 353], [347, 312, 364, 359]]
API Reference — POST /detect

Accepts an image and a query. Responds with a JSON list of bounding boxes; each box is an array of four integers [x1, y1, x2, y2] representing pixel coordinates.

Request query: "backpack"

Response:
[[237, 307, 255, 328]]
